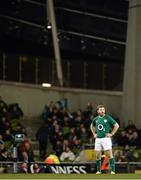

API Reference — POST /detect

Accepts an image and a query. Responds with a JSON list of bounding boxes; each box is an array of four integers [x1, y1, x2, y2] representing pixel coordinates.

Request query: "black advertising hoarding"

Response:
[[47, 163, 97, 174], [45, 163, 131, 174], [15, 162, 137, 173]]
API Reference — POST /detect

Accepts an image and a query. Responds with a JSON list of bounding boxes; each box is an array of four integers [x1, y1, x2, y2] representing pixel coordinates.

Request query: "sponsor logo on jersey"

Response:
[[98, 124, 104, 130], [104, 119, 107, 123]]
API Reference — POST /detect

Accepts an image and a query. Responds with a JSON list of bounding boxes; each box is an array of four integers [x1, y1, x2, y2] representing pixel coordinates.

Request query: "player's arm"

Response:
[[111, 122, 119, 136], [90, 123, 97, 138], [106, 122, 119, 137]]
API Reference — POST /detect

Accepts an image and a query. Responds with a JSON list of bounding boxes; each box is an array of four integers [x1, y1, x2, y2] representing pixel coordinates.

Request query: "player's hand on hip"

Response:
[[106, 133, 113, 137], [94, 134, 97, 138]]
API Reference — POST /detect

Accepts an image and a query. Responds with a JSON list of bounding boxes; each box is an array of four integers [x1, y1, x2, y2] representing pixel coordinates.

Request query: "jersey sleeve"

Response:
[[107, 115, 117, 126]]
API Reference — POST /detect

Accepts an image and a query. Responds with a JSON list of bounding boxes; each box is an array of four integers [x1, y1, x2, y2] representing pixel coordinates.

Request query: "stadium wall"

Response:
[[0, 81, 122, 119]]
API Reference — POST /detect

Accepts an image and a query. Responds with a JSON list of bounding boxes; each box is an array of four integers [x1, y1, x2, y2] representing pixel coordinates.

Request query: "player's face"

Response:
[[97, 107, 105, 116]]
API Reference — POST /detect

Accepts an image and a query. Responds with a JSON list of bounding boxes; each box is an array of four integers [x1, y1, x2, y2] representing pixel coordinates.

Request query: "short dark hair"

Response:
[[96, 104, 105, 111]]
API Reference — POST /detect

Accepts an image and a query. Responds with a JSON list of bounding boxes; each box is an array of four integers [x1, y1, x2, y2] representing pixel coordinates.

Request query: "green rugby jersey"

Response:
[[91, 114, 117, 138]]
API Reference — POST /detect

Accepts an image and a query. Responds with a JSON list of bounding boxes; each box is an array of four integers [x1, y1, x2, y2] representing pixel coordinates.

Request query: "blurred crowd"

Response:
[[114, 120, 141, 162], [36, 100, 94, 161], [37, 100, 141, 162], [0, 96, 35, 165], [1, 96, 141, 173]]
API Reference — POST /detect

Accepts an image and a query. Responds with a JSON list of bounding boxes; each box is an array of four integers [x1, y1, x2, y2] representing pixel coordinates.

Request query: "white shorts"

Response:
[[95, 137, 112, 151]]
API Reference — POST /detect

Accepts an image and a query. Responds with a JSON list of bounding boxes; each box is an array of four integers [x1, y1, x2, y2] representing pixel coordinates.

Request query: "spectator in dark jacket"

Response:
[[36, 123, 48, 159]]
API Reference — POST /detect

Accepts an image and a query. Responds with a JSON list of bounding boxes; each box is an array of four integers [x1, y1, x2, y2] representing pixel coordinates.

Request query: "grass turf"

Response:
[[0, 173, 141, 179]]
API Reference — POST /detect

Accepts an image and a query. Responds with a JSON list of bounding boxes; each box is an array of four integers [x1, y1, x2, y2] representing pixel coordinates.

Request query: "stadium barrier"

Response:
[[0, 161, 141, 174]]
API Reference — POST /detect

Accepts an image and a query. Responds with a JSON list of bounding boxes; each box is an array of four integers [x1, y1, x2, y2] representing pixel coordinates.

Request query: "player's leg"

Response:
[[105, 149, 115, 174], [102, 137, 115, 174], [95, 138, 102, 174], [95, 150, 102, 173]]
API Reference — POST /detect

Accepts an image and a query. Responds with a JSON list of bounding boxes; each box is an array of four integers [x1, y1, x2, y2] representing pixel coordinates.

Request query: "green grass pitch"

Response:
[[0, 173, 141, 179]]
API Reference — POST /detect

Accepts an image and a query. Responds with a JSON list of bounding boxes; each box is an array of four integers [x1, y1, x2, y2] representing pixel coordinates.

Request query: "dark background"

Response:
[[0, 0, 129, 90]]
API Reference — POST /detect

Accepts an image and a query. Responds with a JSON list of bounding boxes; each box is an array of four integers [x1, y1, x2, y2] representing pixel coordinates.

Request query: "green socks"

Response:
[[96, 160, 101, 172], [109, 158, 115, 172]]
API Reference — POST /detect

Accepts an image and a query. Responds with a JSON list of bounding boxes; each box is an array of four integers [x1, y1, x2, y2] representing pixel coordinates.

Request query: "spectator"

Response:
[[125, 120, 137, 132], [12, 123, 27, 136], [36, 123, 48, 159], [9, 103, 23, 120], [117, 130, 129, 147], [126, 129, 138, 146], [123, 145, 134, 162], [20, 162, 28, 173], [18, 139, 34, 162], [30, 162, 43, 173], [62, 139, 70, 152], [74, 109, 84, 128], [67, 128, 78, 146], [60, 146, 75, 162], [0, 116, 10, 135], [114, 150, 125, 162], [79, 126, 88, 144], [54, 140, 63, 157], [0, 143, 9, 161], [3, 129, 13, 142], [0, 135, 4, 145], [0, 98, 8, 116]]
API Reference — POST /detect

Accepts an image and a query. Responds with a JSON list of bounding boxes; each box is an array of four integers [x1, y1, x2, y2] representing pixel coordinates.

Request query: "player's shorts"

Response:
[[95, 137, 112, 151]]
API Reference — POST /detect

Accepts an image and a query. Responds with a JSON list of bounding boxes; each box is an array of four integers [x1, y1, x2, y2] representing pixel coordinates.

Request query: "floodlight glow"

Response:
[[47, 24, 51, 29], [42, 83, 52, 87]]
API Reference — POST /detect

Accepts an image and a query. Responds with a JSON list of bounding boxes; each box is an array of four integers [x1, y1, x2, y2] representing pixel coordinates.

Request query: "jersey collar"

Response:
[[98, 114, 105, 118]]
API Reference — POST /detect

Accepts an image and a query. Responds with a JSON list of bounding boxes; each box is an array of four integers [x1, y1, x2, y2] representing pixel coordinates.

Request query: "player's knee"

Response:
[[96, 153, 101, 160], [105, 150, 113, 158]]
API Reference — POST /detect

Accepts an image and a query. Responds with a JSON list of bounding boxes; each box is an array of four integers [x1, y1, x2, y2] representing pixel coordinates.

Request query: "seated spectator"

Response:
[[123, 145, 134, 162], [63, 116, 70, 136], [66, 128, 78, 146], [0, 98, 8, 116], [30, 162, 44, 173], [117, 130, 129, 147], [62, 139, 70, 152], [0, 107, 8, 119], [9, 103, 23, 120], [19, 162, 28, 173], [126, 129, 139, 147], [82, 114, 92, 129], [54, 140, 63, 157], [72, 139, 81, 154], [3, 129, 13, 149], [18, 139, 34, 162], [3, 129, 13, 142], [125, 120, 137, 132], [49, 120, 63, 149], [12, 123, 27, 136], [0, 116, 10, 135], [114, 149, 125, 162], [79, 126, 88, 144], [0, 143, 10, 161], [60, 146, 75, 162], [74, 109, 84, 127]]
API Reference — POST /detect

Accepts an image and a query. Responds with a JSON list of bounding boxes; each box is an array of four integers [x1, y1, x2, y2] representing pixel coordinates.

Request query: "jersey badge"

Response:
[[104, 119, 107, 123]]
